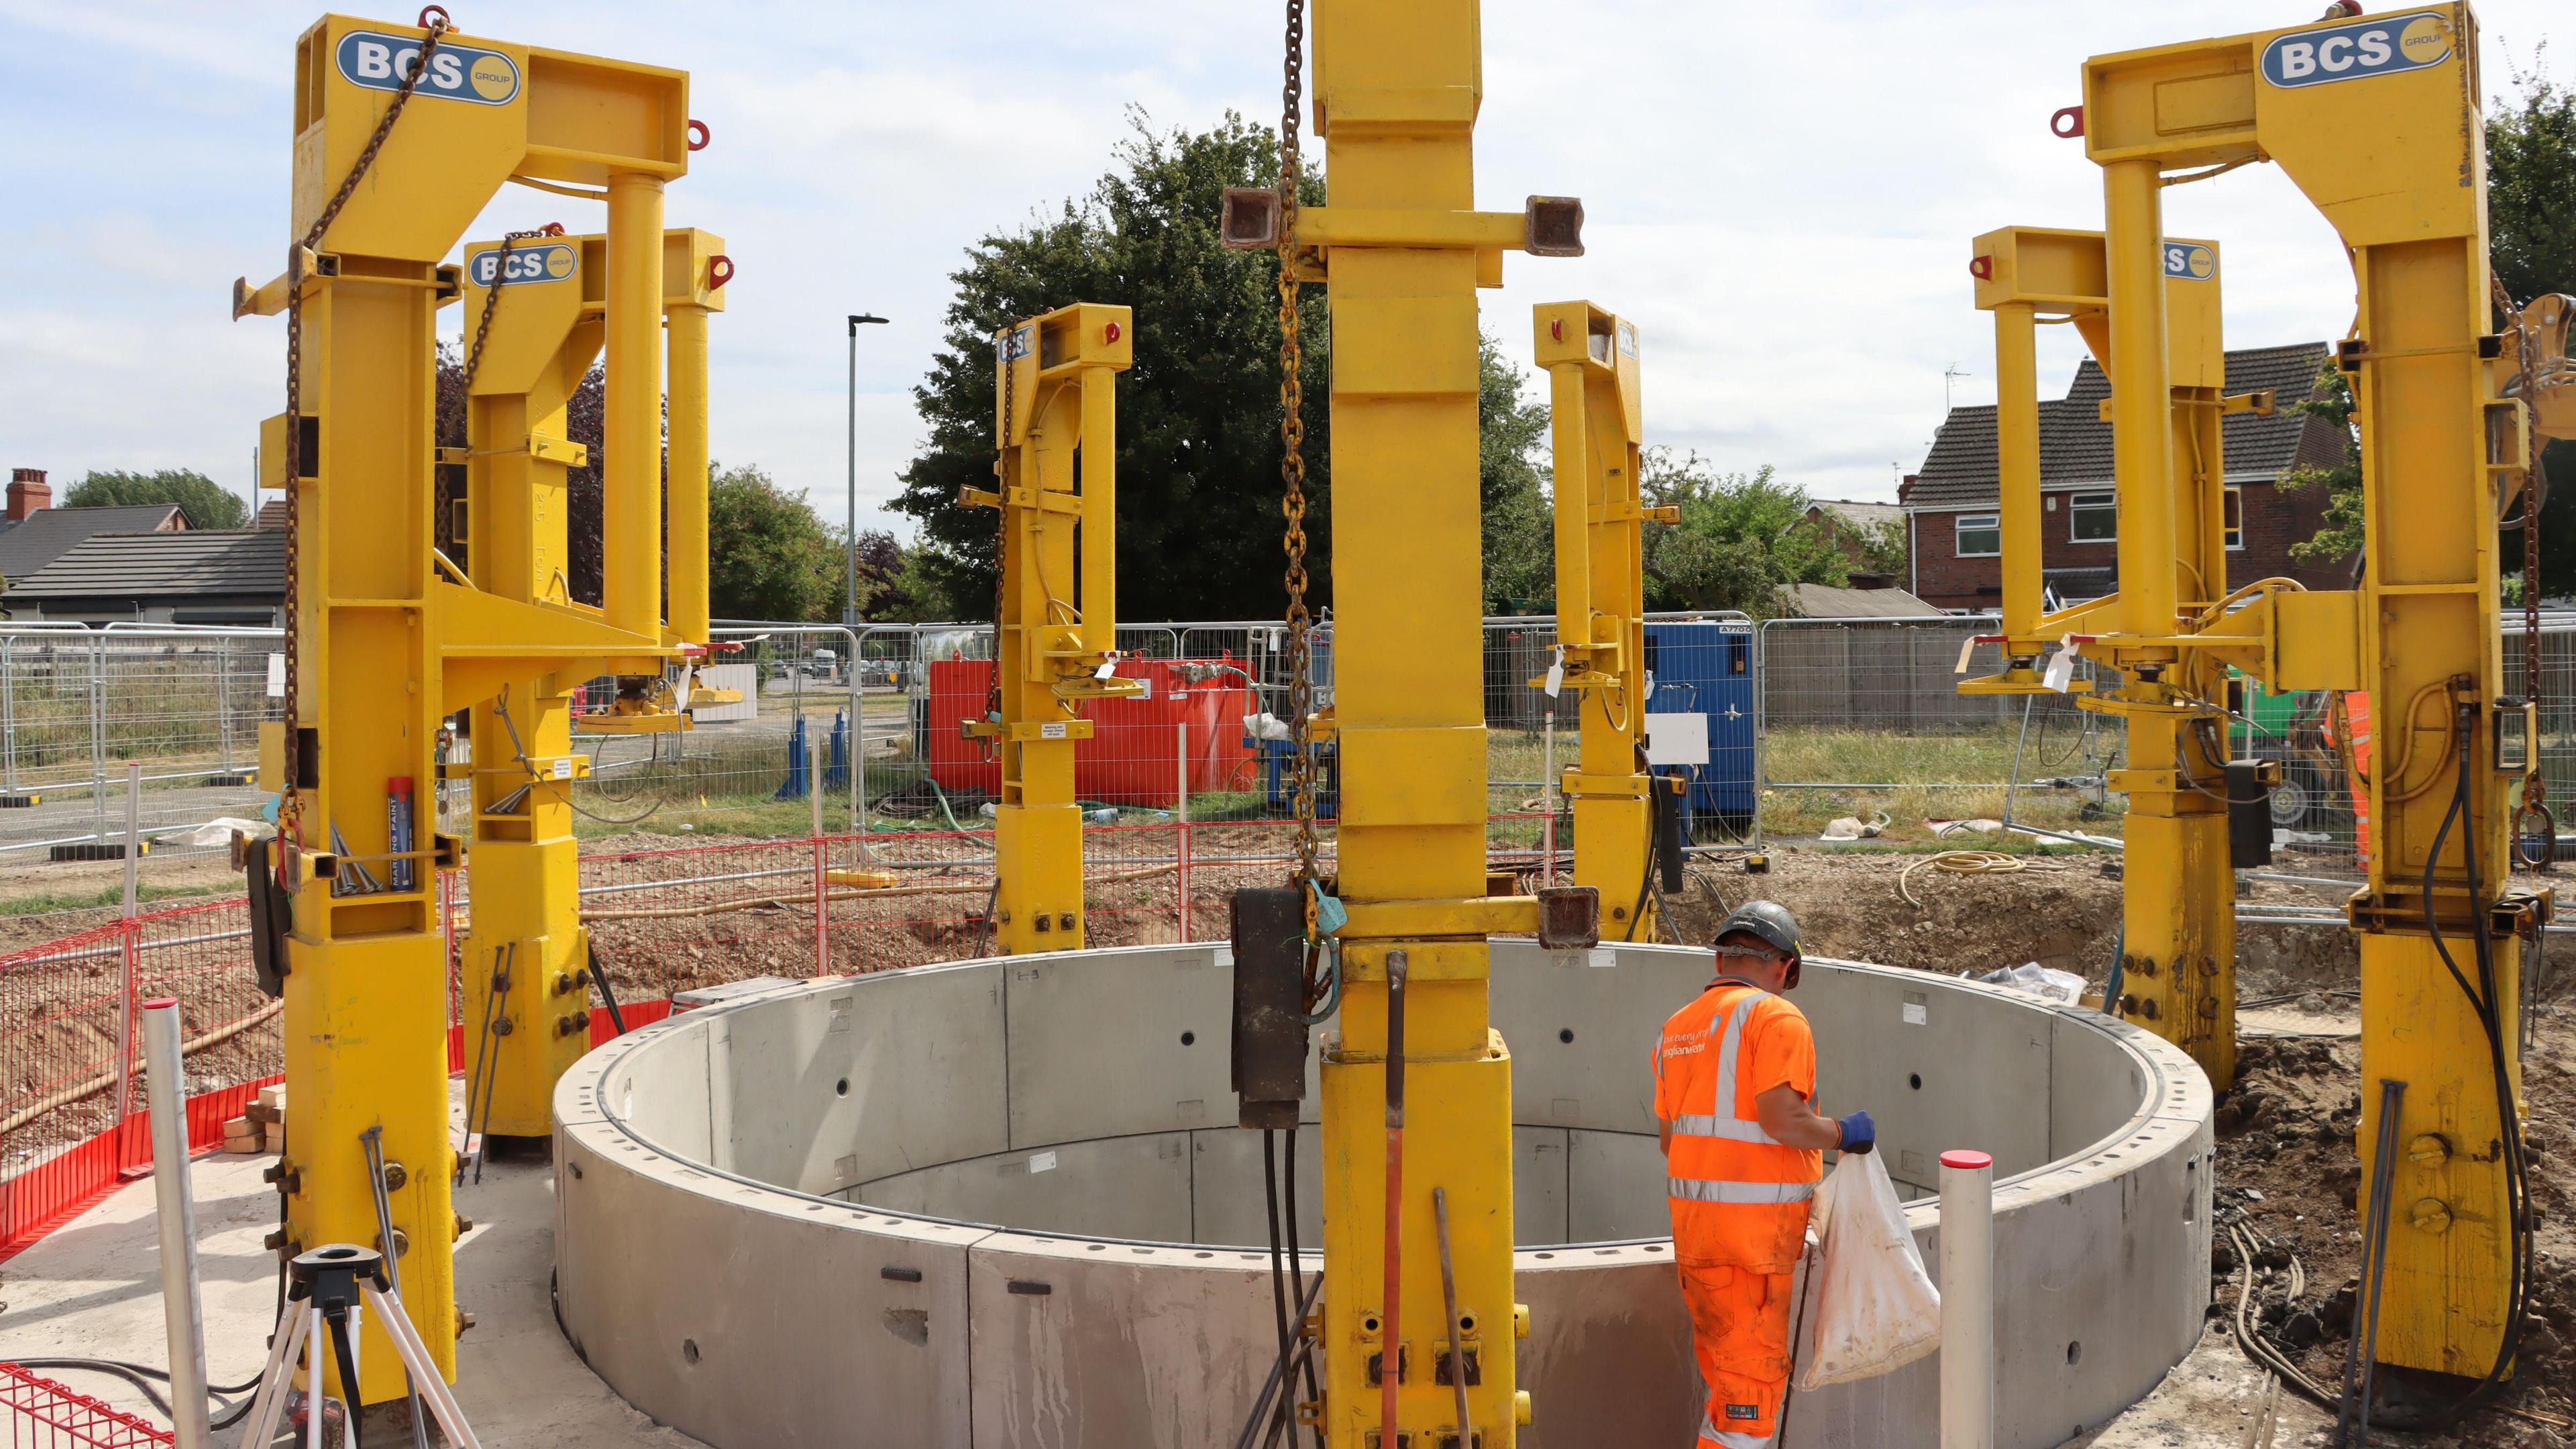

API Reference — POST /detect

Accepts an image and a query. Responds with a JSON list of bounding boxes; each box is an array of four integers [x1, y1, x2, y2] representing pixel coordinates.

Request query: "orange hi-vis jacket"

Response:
[[1654, 977, 1823, 1273]]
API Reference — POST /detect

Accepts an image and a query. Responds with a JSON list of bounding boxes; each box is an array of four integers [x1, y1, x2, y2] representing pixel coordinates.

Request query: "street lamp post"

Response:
[[847, 312, 890, 629]]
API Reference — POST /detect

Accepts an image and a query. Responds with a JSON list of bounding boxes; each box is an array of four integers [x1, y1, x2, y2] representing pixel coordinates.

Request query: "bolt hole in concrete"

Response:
[[558, 942, 2214, 1448], [682, 1339, 700, 1365], [2067, 1340, 2082, 1365]]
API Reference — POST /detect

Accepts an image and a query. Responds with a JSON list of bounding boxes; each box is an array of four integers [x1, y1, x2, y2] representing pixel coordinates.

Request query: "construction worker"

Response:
[[1654, 900, 1875, 1448]]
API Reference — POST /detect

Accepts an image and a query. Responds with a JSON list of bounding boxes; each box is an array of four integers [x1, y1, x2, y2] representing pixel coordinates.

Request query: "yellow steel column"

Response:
[[667, 292, 712, 645], [603, 172, 667, 639], [1537, 303, 1659, 941], [2102, 161, 2178, 646], [1992, 302, 2043, 641], [458, 231, 596, 1140], [1306, 2, 1570, 1440], [970, 305, 1136, 955]]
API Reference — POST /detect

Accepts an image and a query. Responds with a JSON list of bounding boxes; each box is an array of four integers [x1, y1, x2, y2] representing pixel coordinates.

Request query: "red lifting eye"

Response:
[[1104, 321, 1122, 343], [687, 119, 712, 152], [2050, 105, 2086, 140], [1550, 318, 1564, 342], [707, 255, 735, 288], [1969, 256, 1994, 281]]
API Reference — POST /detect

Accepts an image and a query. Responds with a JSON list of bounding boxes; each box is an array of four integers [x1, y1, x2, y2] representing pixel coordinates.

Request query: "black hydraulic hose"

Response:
[[1625, 776, 1658, 942], [1233, 1271, 1328, 1449], [9, 1359, 259, 1431], [1283, 1123, 1323, 1449], [587, 939, 628, 1036], [1260, 1130, 1295, 1449]]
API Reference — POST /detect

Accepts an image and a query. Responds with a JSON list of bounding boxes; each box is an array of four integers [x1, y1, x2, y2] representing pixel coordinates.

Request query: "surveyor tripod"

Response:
[[238, 1245, 482, 1449]]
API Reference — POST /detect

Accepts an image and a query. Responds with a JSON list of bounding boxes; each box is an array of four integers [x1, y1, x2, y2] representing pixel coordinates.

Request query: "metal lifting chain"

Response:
[[2495, 274, 2555, 864], [460, 223, 566, 394], [1277, 0, 1318, 949], [278, 7, 451, 873], [982, 317, 1026, 757]]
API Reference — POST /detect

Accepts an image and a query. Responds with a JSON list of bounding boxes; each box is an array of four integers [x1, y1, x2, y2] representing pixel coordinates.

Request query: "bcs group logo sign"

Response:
[[335, 30, 521, 106], [2261, 11, 2454, 88], [2163, 243, 2217, 281], [468, 243, 577, 288]]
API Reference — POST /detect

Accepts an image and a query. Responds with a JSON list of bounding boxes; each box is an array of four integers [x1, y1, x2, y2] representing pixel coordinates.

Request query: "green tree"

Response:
[[2278, 360, 2364, 568], [893, 113, 1329, 622], [708, 462, 839, 622], [1639, 454, 1847, 616], [1857, 515, 1911, 579], [2491, 48, 2576, 596], [62, 470, 248, 529], [1479, 335, 1556, 613]]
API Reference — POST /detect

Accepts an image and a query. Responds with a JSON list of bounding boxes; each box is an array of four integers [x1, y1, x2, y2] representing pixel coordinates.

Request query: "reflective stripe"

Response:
[[1667, 1177, 1815, 1205], [1709, 989, 1764, 1110], [1669, 1112, 1781, 1145], [1698, 1415, 1772, 1448]]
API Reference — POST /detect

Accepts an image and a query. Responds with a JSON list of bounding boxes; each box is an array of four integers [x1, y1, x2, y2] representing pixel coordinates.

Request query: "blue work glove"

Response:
[[1836, 1110, 1876, 1155]]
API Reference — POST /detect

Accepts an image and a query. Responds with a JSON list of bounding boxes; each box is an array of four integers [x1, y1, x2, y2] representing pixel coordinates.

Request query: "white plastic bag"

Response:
[[1794, 1150, 1941, 1390]]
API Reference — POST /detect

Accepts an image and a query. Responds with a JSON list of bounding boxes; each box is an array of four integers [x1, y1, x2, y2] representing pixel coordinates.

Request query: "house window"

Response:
[[2069, 491, 2117, 543], [2223, 486, 2244, 550], [1954, 513, 2000, 558]]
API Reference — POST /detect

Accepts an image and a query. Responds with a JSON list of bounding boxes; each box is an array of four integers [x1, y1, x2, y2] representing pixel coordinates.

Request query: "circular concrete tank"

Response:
[[553, 941, 2212, 1448]]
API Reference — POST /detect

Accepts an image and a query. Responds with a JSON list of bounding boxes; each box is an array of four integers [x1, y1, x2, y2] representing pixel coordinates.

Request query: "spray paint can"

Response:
[[388, 776, 416, 892]]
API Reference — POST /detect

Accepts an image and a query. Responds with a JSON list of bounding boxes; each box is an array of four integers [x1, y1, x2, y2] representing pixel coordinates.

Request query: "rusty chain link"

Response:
[[278, 11, 451, 874], [1277, 0, 1318, 945], [2495, 274, 2555, 865], [460, 223, 566, 394]]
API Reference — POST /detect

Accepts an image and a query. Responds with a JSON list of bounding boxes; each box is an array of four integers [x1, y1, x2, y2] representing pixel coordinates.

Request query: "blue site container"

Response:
[[1642, 620, 1758, 837]]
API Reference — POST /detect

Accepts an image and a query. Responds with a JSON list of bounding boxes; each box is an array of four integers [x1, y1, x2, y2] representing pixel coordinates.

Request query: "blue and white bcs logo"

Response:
[[2261, 11, 2453, 89], [2163, 243, 2217, 282], [335, 30, 521, 106], [468, 243, 576, 288]]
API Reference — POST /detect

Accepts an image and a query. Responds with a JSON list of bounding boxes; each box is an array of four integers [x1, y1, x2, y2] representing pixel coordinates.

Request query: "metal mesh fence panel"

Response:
[[0, 1364, 174, 1448]]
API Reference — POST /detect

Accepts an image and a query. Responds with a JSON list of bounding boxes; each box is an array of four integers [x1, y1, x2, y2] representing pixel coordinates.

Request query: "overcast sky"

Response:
[[0, 2, 2564, 533]]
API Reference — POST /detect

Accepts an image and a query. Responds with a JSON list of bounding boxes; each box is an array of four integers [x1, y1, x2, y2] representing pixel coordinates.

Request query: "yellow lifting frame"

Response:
[[453, 225, 725, 1141], [233, 11, 694, 1401], [1534, 302, 1672, 943], [2075, 1, 2542, 1379], [1302, 1, 1575, 1440], [1960, 225, 2249, 1086], [957, 303, 1139, 955]]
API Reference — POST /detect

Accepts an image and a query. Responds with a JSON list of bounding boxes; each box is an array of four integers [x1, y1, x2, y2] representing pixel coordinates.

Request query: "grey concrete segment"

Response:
[[555, 943, 2214, 1449], [965, 1232, 1310, 1449]]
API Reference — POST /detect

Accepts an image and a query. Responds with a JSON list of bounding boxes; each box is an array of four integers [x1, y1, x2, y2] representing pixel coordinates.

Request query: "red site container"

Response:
[[926, 657, 1256, 806]]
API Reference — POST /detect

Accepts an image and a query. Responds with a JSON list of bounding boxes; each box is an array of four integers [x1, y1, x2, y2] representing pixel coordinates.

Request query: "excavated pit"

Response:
[[553, 941, 2213, 1448]]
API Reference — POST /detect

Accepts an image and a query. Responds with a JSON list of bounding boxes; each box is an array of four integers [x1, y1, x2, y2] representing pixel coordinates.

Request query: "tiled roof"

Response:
[[254, 498, 287, 529], [1805, 499, 1904, 530], [0, 506, 186, 582], [1777, 582, 1945, 618], [1908, 342, 2337, 513], [6, 529, 284, 600]]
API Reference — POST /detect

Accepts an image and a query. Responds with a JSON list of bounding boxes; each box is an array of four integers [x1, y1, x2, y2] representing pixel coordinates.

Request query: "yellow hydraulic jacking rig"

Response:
[[1976, 1, 2576, 1407], [957, 303, 1140, 955], [1958, 224, 2263, 1089], [229, 9, 714, 1404], [450, 223, 727, 1143], [1534, 303, 1685, 945], [1221, 2, 1595, 1444]]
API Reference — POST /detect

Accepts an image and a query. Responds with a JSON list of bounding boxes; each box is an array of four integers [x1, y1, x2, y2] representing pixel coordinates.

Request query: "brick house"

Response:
[[1900, 342, 2356, 612], [1785, 499, 1905, 587]]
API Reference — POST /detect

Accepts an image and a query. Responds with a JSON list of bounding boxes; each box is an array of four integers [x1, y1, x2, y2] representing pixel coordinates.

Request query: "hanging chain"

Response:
[[278, 10, 451, 875], [982, 319, 1026, 757], [1277, 0, 1318, 936], [2495, 275, 2555, 864], [460, 223, 565, 394]]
